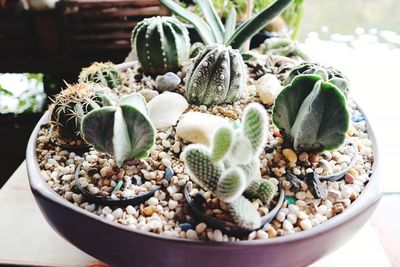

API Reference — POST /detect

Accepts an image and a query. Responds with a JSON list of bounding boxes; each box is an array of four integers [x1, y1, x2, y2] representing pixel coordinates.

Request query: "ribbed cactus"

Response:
[[183, 103, 275, 229], [273, 75, 350, 153], [260, 37, 308, 60], [185, 45, 246, 106], [131, 16, 190, 76], [285, 63, 349, 96], [78, 62, 124, 90], [190, 42, 205, 58], [81, 93, 155, 167], [51, 83, 115, 142], [245, 179, 276, 204]]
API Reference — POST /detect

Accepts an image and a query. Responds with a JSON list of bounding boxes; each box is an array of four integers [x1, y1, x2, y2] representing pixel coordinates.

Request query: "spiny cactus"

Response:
[[285, 62, 350, 96], [51, 83, 115, 142], [81, 93, 155, 167], [185, 45, 246, 106], [190, 42, 205, 58], [131, 16, 190, 76], [245, 179, 276, 204], [273, 74, 350, 153], [78, 62, 124, 90], [183, 103, 276, 229], [260, 37, 308, 60]]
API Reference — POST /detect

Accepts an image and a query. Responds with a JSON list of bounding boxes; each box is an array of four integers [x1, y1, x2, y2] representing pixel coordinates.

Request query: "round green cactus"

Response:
[[78, 62, 124, 90], [273, 74, 350, 153], [131, 16, 190, 76], [51, 83, 115, 142], [260, 37, 308, 60], [185, 45, 246, 106]]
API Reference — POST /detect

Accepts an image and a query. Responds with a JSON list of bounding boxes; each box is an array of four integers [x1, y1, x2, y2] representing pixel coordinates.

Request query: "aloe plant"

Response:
[[160, 0, 294, 50], [273, 75, 350, 153], [183, 103, 277, 229], [81, 93, 155, 167]]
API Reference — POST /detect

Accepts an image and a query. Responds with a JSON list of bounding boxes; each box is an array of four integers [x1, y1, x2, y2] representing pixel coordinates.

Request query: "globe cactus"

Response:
[[185, 45, 246, 106], [273, 74, 350, 153], [131, 16, 190, 76], [50, 83, 115, 142], [183, 103, 277, 229], [78, 62, 124, 90], [81, 93, 155, 167]]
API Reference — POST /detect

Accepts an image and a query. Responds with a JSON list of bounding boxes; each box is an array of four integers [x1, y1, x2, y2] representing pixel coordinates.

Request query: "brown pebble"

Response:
[[268, 227, 277, 238], [271, 219, 282, 229], [350, 192, 359, 202], [102, 178, 111, 186], [332, 203, 344, 215], [308, 202, 318, 215], [298, 152, 309, 162], [345, 173, 355, 184], [309, 154, 319, 163]]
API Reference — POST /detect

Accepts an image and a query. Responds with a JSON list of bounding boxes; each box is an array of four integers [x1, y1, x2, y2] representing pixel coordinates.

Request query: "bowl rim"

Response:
[[26, 101, 382, 247]]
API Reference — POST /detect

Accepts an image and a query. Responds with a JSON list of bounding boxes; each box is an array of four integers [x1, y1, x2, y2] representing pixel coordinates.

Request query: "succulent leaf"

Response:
[[238, 159, 261, 182], [197, 0, 225, 43], [224, 8, 237, 43], [242, 103, 268, 155], [183, 144, 223, 192], [229, 195, 261, 229], [245, 179, 277, 204], [216, 168, 246, 203], [211, 126, 233, 162], [230, 135, 254, 165]]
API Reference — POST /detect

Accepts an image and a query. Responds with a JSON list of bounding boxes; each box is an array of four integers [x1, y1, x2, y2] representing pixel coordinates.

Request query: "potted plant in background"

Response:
[[26, 0, 381, 266]]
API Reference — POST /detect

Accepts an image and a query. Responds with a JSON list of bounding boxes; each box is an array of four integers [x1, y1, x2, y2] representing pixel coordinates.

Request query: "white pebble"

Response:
[[288, 204, 299, 213], [148, 197, 159, 206], [213, 229, 223, 242], [300, 219, 312, 230], [112, 208, 123, 219], [297, 211, 308, 219], [295, 191, 307, 200], [148, 220, 162, 230], [318, 205, 328, 215], [276, 211, 286, 222], [287, 214, 297, 224], [256, 230, 269, 239], [195, 223, 207, 234], [186, 229, 199, 240], [102, 206, 112, 215], [168, 199, 178, 210], [282, 220, 294, 231]]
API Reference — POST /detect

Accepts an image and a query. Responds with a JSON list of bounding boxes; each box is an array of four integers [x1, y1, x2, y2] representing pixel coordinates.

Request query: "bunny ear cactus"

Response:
[[81, 93, 155, 167], [185, 45, 246, 106], [78, 62, 124, 90], [159, 0, 294, 50], [131, 16, 190, 76], [183, 103, 277, 229], [273, 75, 350, 153], [285, 63, 350, 96], [51, 83, 116, 142]]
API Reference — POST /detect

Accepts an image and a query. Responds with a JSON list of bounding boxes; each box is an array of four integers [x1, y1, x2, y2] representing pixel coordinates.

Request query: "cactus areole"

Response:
[[131, 16, 190, 76], [185, 45, 247, 106]]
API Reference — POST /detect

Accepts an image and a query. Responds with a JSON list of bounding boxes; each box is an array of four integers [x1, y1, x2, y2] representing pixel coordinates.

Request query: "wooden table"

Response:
[[0, 163, 392, 266]]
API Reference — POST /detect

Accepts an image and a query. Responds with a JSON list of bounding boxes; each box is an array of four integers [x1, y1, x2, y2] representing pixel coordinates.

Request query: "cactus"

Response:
[[131, 16, 190, 76], [78, 62, 124, 90], [245, 179, 277, 204], [81, 93, 155, 167], [285, 63, 350, 96], [160, 0, 294, 49], [183, 103, 276, 229], [50, 83, 115, 142], [273, 75, 350, 153], [185, 45, 246, 106], [260, 37, 308, 60], [190, 42, 206, 58]]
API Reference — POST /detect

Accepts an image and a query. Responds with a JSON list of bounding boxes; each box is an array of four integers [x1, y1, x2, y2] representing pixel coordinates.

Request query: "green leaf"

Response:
[[229, 195, 261, 229], [120, 93, 148, 115], [196, 0, 225, 43], [226, 0, 294, 49], [160, 0, 216, 44], [224, 8, 236, 43], [216, 167, 246, 203], [211, 126, 233, 162]]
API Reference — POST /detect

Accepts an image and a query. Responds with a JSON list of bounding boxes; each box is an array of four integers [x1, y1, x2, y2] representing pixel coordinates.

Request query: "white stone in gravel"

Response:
[[318, 205, 328, 215], [248, 231, 256, 240], [72, 193, 83, 204], [148, 92, 188, 129], [147, 197, 159, 206], [112, 208, 123, 219], [282, 220, 294, 231], [102, 206, 112, 215], [85, 204, 96, 212], [138, 89, 159, 102], [186, 229, 199, 240], [288, 204, 299, 213], [105, 214, 114, 221], [195, 223, 207, 234], [155, 72, 181, 92], [295, 191, 307, 200], [276, 211, 286, 222], [148, 220, 162, 230], [161, 158, 172, 167], [213, 229, 223, 242], [297, 211, 308, 220], [64, 191, 73, 201], [176, 112, 230, 145], [256, 230, 269, 239], [300, 219, 312, 230], [255, 74, 281, 105], [89, 186, 100, 195], [287, 214, 297, 224], [168, 199, 178, 210]]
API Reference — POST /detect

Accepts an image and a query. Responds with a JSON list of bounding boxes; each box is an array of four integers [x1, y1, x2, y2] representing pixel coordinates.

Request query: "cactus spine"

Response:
[[185, 45, 246, 106], [131, 16, 190, 75], [78, 62, 124, 90], [183, 103, 277, 229]]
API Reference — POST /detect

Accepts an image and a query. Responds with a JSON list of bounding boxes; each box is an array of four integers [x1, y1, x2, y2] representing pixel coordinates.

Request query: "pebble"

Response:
[[345, 173, 355, 184], [126, 205, 136, 215], [282, 220, 294, 231], [149, 219, 162, 230], [148, 197, 159, 206], [283, 149, 297, 165], [300, 219, 312, 230], [213, 229, 223, 242], [179, 223, 193, 231], [298, 152, 308, 162], [148, 92, 188, 129], [143, 205, 157, 216], [138, 89, 159, 102], [164, 167, 174, 180], [255, 74, 281, 105], [256, 230, 269, 239], [186, 229, 199, 240], [295, 191, 307, 200], [195, 223, 207, 234], [176, 112, 230, 145], [168, 199, 178, 210], [112, 208, 123, 219], [100, 166, 113, 178], [155, 72, 181, 92], [332, 203, 345, 215]]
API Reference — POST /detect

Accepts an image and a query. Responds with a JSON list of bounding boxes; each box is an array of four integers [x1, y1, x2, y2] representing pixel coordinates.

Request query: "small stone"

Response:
[[285, 173, 302, 193], [213, 229, 223, 242], [112, 208, 123, 219], [179, 223, 192, 231], [148, 92, 188, 129], [282, 220, 294, 231], [318, 204, 328, 215], [276, 211, 286, 222], [100, 166, 113, 178], [287, 213, 297, 224], [256, 230, 269, 239], [161, 158, 172, 167], [195, 223, 207, 234], [148, 220, 162, 230], [285, 195, 296, 205], [155, 72, 181, 92], [298, 152, 309, 162], [332, 203, 345, 215], [345, 173, 355, 184], [176, 112, 230, 145], [168, 199, 178, 210], [268, 227, 277, 237], [283, 149, 297, 165], [186, 229, 199, 240], [126, 205, 136, 215], [300, 219, 312, 230], [305, 172, 327, 199], [165, 166, 174, 180], [148, 197, 159, 206], [255, 74, 281, 105], [295, 191, 307, 200], [143, 205, 157, 216], [138, 89, 159, 102], [297, 211, 308, 219]]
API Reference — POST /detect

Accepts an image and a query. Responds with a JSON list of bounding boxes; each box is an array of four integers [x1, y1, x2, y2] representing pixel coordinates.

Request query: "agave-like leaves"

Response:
[[224, 8, 237, 43], [196, 0, 225, 43]]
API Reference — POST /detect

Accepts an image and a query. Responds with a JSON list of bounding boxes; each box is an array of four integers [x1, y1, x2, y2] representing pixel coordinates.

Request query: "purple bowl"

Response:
[[26, 106, 382, 267]]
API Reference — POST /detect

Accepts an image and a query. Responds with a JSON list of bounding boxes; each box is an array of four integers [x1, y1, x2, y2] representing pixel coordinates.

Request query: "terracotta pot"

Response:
[[26, 101, 382, 267]]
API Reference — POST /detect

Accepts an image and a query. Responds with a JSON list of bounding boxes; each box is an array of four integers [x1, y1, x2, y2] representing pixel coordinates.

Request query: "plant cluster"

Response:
[[183, 103, 277, 229], [78, 62, 124, 90], [260, 37, 308, 60]]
